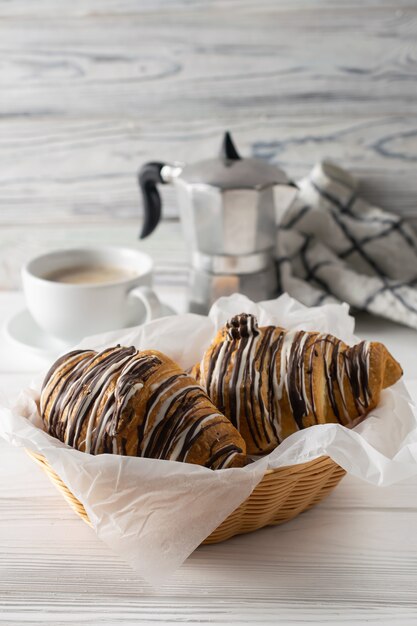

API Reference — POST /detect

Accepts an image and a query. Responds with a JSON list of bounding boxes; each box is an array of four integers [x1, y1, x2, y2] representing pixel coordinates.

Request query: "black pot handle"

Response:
[[138, 161, 166, 239]]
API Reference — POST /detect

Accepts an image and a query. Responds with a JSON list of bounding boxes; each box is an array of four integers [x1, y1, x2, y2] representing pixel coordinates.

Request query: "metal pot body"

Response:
[[173, 178, 277, 257]]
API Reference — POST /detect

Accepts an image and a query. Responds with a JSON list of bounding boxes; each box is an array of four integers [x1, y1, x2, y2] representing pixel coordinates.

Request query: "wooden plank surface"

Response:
[[1, 0, 417, 294], [2, 7, 417, 120], [2, 117, 417, 225], [1, 1, 412, 17]]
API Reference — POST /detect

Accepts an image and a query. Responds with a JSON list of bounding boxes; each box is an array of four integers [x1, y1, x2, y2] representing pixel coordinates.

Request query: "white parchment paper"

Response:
[[1, 293, 417, 585]]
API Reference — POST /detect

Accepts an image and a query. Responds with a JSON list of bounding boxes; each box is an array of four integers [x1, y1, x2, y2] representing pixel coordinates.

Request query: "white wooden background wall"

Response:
[[1, 0, 417, 288]]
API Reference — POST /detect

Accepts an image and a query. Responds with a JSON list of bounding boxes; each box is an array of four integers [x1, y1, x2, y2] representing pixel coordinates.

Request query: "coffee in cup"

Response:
[[22, 247, 163, 343], [44, 265, 139, 285]]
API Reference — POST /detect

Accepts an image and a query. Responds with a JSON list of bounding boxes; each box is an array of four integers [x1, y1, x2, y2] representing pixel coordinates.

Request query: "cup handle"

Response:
[[128, 285, 163, 323]]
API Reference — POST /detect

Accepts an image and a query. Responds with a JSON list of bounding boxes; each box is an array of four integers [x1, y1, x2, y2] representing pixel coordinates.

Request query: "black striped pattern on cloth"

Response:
[[276, 161, 417, 328]]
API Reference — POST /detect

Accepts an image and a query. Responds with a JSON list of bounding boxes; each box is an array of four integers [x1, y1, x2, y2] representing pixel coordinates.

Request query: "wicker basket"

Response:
[[26, 450, 345, 544]]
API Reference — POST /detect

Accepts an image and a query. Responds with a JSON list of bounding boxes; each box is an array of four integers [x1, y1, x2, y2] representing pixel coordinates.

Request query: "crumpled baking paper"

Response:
[[1, 293, 417, 586]]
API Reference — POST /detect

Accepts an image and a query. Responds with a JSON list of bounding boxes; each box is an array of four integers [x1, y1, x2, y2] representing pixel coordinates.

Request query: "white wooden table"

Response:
[[1, 289, 417, 625]]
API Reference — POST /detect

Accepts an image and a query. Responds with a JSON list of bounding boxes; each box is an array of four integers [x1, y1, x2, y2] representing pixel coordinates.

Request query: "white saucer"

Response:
[[4, 301, 176, 359], [4, 309, 70, 358]]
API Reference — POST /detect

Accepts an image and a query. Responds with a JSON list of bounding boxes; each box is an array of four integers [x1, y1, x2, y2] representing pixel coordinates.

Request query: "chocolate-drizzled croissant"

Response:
[[191, 314, 403, 455], [40, 346, 247, 469]]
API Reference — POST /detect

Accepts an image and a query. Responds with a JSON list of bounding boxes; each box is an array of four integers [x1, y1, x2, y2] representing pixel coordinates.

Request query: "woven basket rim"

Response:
[[26, 448, 333, 476], [25, 448, 344, 543]]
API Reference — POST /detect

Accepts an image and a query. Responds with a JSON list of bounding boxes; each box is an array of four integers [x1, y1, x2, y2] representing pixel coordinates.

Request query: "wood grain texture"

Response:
[[1, 0, 417, 290], [2, 117, 417, 225], [1, 1, 412, 18], [2, 7, 417, 120]]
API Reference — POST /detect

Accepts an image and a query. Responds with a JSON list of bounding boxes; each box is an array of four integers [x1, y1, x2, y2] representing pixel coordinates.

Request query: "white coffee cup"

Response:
[[22, 246, 163, 343]]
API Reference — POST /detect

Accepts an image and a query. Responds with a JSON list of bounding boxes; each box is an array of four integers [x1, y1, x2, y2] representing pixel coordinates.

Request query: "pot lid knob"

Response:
[[178, 130, 292, 189], [220, 131, 241, 161]]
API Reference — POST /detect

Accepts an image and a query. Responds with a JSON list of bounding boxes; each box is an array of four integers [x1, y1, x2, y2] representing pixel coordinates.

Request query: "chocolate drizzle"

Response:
[[344, 341, 371, 412], [198, 314, 373, 450], [286, 331, 309, 429], [41, 346, 242, 469], [226, 313, 260, 340], [204, 443, 243, 469]]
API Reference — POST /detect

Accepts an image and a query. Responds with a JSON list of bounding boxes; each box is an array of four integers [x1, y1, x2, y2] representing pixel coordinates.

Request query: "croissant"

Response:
[[191, 313, 403, 455], [40, 345, 247, 469]]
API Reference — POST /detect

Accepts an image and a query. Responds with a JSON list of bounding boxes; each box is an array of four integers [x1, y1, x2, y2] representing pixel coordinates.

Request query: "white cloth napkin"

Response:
[[277, 161, 417, 328]]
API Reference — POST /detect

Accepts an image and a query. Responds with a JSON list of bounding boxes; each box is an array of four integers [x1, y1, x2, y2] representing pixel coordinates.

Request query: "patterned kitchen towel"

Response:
[[277, 160, 417, 329]]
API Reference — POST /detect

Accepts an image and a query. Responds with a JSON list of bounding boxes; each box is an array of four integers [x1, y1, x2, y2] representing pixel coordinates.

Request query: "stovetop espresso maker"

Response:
[[138, 132, 297, 313]]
